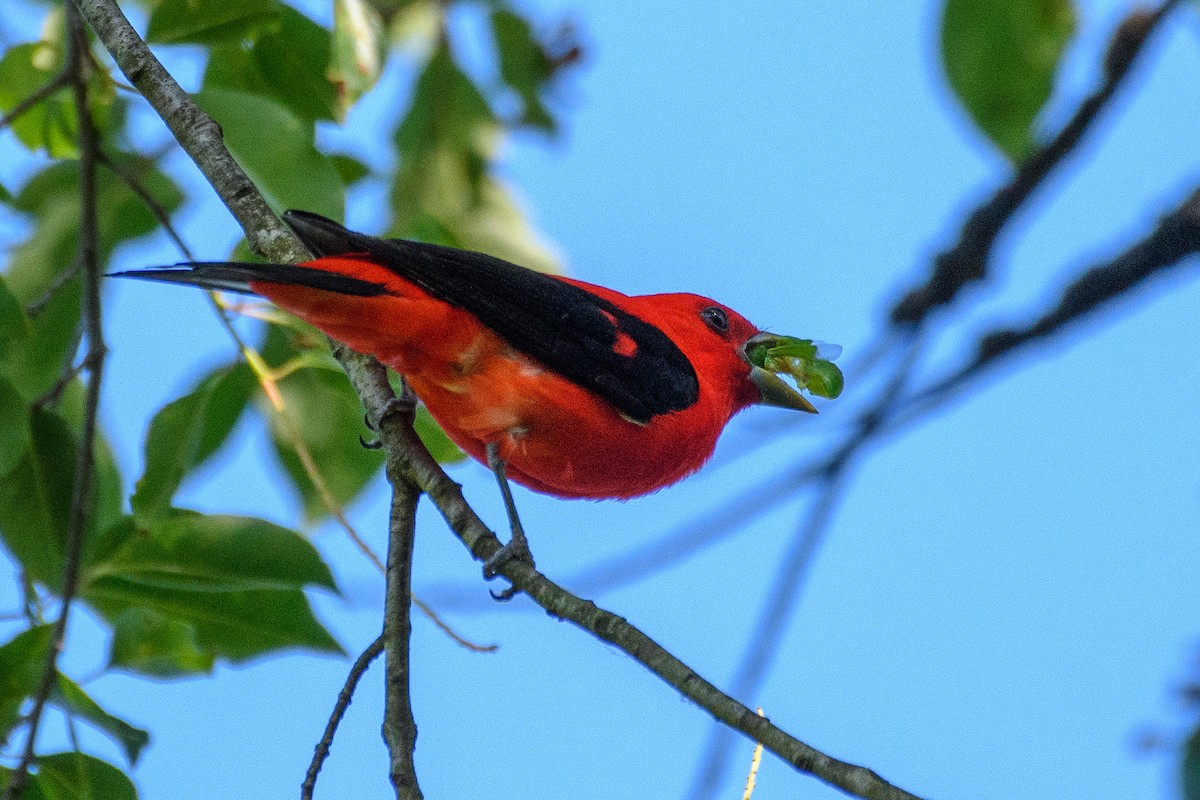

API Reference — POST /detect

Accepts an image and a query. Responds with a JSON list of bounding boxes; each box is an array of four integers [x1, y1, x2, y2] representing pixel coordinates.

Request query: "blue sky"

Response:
[[3, 1, 1200, 798]]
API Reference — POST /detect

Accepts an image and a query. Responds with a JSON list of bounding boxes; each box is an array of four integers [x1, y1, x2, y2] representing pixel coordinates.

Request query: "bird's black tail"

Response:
[[109, 261, 388, 297], [110, 210, 391, 297]]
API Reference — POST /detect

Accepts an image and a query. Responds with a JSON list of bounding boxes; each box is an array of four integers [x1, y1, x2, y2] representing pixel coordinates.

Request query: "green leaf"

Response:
[[108, 607, 215, 677], [0, 275, 27, 357], [1, 277, 80, 401], [396, 44, 499, 161], [6, 156, 183, 305], [331, 0, 385, 111], [85, 510, 337, 593], [941, 0, 1076, 161], [88, 579, 342, 664], [132, 362, 256, 522], [205, 6, 339, 123], [146, 0, 282, 45], [263, 326, 383, 520], [194, 88, 344, 220], [29, 753, 136, 800], [82, 509, 342, 666], [0, 626, 53, 739], [0, 376, 32, 476], [51, 674, 149, 765], [0, 43, 76, 158], [491, 8, 557, 131], [0, 408, 123, 589], [0, 768, 49, 800], [0, 410, 74, 587]]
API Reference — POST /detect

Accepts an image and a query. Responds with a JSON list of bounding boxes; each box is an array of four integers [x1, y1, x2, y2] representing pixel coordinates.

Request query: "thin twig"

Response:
[[300, 635, 386, 800], [3, 8, 104, 798]]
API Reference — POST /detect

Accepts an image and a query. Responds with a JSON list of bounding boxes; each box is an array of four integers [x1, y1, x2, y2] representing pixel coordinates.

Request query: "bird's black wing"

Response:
[[284, 210, 699, 423]]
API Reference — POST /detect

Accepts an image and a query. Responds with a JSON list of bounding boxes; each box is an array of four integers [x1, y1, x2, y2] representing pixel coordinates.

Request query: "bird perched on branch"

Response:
[[116, 211, 842, 592]]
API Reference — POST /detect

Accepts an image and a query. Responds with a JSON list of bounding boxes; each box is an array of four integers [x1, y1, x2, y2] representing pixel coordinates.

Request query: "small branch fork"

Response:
[[2, 5, 105, 798]]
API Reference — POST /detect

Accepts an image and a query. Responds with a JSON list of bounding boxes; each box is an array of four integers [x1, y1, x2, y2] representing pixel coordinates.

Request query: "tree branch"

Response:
[[890, 0, 1183, 326], [380, 388, 423, 800], [301, 635, 385, 800], [3, 6, 104, 798], [73, 0, 307, 263]]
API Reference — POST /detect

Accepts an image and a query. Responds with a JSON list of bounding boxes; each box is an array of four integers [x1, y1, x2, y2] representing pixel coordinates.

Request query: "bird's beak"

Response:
[[742, 333, 819, 414]]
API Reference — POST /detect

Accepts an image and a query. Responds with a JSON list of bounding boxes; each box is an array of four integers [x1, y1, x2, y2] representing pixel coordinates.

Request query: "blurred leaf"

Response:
[[449, 176, 561, 274], [131, 362, 256, 522], [392, 144, 486, 235], [0, 626, 52, 739], [146, 0, 281, 45], [205, 6, 339, 123], [0, 767, 49, 800], [85, 510, 337, 593], [6, 156, 182, 304], [51, 674, 149, 765], [490, 9, 556, 131], [0, 409, 74, 587], [941, 0, 1076, 161], [331, 0, 384, 111], [29, 753, 136, 800], [194, 88, 344, 221], [263, 326, 383, 520], [2, 277, 80, 401], [330, 154, 371, 186], [414, 404, 465, 464], [108, 607, 215, 677], [396, 44, 499, 160], [390, 0, 441, 59], [0, 376, 31, 476], [0, 407, 123, 589], [1184, 726, 1200, 800], [0, 275, 27, 356], [0, 43, 76, 158]]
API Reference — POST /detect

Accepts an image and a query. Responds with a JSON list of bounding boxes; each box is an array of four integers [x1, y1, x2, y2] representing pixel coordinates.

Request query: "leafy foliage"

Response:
[[0, 1, 577, 790]]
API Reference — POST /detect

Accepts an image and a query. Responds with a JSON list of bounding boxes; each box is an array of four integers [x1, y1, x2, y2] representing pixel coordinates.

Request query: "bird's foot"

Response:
[[482, 531, 536, 602]]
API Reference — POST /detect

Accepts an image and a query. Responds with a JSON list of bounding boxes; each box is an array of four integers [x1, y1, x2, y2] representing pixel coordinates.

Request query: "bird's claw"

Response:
[[482, 535, 535, 602]]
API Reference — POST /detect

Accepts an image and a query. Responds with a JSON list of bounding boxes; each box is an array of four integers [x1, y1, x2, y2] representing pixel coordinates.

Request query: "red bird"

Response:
[[118, 211, 838, 581]]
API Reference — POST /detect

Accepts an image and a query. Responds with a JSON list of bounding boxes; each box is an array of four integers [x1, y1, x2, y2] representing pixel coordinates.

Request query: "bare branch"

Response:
[[381, 389, 423, 800], [301, 636, 386, 800]]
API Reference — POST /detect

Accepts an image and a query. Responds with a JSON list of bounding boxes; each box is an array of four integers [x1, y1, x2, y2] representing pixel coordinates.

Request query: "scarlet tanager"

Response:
[[116, 211, 841, 583]]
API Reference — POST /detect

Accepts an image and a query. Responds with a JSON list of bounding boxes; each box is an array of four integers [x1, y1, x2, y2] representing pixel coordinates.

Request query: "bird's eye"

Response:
[[700, 306, 729, 334]]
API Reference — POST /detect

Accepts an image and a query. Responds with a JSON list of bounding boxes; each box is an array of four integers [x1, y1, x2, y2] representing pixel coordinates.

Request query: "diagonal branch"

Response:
[[335, 351, 929, 800], [890, 0, 1184, 326]]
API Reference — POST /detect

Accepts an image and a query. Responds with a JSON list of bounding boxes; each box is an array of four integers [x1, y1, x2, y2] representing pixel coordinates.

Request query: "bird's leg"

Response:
[[483, 441, 535, 601]]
